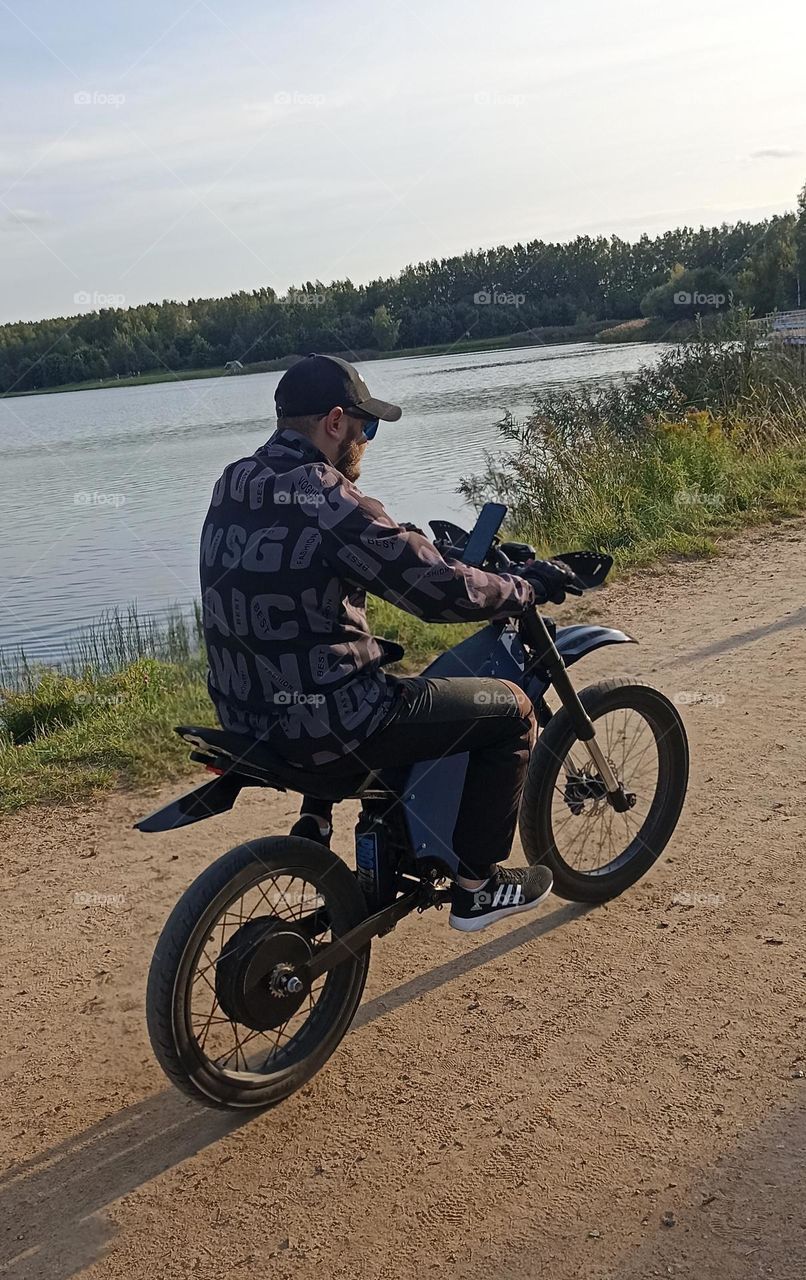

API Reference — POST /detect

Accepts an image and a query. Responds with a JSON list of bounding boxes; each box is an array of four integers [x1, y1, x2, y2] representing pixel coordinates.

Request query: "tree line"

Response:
[[2, 181, 804, 394]]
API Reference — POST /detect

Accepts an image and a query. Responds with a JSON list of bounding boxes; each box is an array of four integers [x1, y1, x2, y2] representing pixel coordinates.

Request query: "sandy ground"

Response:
[[1, 519, 804, 1280]]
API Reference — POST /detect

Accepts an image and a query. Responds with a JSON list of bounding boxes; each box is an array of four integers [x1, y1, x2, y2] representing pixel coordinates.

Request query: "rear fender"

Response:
[[135, 774, 244, 832]]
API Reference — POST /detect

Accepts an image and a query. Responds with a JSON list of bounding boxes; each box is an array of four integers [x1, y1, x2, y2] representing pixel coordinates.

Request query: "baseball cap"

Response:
[[274, 353, 402, 422]]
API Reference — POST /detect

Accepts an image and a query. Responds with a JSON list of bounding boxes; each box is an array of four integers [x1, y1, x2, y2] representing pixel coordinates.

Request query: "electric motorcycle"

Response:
[[138, 502, 688, 1109]]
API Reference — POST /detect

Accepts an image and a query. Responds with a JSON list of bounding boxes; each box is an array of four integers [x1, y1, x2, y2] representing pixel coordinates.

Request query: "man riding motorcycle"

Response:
[[199, 353, 581, 931]]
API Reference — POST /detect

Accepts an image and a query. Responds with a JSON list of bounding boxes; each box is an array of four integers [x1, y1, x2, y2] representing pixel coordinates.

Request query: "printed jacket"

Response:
[[200, 428, 535, 764]]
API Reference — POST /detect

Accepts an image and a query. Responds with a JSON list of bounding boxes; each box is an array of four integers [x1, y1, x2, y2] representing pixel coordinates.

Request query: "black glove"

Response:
[[521, 557, 585, 605], [400, 521, 426, 536]]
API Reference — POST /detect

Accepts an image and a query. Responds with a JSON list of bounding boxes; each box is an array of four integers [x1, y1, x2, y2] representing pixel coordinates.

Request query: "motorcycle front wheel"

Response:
[[520, 679, 689, 903]]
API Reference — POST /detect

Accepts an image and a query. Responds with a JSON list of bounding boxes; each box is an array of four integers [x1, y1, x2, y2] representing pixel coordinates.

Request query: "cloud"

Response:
[[749, 146, 801, 160]]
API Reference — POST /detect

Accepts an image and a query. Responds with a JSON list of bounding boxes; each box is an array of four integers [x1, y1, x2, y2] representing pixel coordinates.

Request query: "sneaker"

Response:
[[289, 815, 332, 848], [449, 865, 553, 933]]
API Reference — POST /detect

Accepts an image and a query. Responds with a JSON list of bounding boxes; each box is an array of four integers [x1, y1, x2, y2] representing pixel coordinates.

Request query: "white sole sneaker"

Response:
[[448, 883, 553, 933]]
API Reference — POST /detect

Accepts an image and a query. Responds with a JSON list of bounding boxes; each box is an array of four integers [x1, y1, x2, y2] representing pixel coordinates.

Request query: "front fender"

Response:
[[525, 623, 636, 705], [554, 623, 636, 665]]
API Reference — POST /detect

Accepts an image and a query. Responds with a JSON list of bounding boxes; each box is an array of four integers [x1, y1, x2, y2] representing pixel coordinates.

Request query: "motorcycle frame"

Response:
[[305, 614, 637, 979], [135, 612, 636, 981]]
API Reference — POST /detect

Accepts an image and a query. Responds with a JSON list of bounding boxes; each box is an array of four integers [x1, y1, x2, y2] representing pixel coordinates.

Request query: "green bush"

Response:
[[470, 313, 805, 449], [461, 319, 806, 564]]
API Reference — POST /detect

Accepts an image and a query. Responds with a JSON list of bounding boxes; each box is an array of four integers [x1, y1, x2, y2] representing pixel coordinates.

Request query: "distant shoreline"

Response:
[[1, 317, 670, 400]]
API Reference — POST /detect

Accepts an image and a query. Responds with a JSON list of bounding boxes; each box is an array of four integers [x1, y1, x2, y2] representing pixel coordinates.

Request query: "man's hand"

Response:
[[521, 558, 585, 605], [399, 521, 426, 536]]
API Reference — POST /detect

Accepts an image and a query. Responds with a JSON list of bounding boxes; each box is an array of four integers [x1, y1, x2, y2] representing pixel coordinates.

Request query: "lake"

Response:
[[0, 340, 666, 662]]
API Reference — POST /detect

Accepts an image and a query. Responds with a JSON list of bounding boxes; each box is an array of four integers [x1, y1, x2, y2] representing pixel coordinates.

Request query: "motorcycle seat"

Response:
[[175, 725, 374, 801]]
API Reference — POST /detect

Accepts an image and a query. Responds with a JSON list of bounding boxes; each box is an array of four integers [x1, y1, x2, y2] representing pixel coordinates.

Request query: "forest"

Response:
[[1, 182, 804, 394]]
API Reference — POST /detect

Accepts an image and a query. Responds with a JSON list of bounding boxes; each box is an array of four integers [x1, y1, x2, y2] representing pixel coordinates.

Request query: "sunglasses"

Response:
[[346, 408, 380, 441]]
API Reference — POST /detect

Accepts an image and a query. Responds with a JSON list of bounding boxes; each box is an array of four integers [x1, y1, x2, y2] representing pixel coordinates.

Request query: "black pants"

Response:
[[296, 675, 534, 878]]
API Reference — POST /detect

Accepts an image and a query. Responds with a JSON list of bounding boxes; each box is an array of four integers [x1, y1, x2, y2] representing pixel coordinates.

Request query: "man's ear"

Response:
[[322, 406, 345, 439]]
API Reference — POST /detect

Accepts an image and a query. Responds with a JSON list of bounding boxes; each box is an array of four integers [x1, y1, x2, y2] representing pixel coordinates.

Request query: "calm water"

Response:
[[0, 341, 665, 660]]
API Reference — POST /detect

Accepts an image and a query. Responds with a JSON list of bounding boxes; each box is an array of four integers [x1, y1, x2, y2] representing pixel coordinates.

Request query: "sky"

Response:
[[1, 0, 805, 325]]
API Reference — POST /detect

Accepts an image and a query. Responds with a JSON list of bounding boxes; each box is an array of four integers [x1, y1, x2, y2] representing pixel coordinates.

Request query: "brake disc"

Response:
[[563, 760, 616, 814]]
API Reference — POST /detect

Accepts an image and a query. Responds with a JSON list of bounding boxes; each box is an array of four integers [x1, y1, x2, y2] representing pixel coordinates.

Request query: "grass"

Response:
[[464, 411, 806, 568], [0, 658, 211, 812], [461, 317, 806, 564], [0, 599, 473, 814], [2, 319, 804, 815]]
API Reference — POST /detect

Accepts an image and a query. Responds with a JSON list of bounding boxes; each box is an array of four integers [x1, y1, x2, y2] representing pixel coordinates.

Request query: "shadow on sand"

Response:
[[0, 902, 588, 1279]]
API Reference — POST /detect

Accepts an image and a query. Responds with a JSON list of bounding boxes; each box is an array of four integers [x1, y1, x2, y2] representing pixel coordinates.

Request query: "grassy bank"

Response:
[[595, 314, 728, 345], [3, 319, 626, 399], [465, 411, 805, 567], [2, 320, 804, 815], [462, 316, 806, 564], [0, 601, 475, 814]]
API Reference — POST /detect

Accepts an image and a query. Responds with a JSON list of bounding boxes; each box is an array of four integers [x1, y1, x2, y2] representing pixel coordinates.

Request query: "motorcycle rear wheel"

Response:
[[146, 836, 369, 1109], [520, 679, 688, 903]]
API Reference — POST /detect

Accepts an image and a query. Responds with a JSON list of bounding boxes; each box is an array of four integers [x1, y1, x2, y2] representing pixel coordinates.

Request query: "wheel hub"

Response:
[[564, 760, 638, 815], [214, 917, 312, 1031], [563, 764, 611, 813]]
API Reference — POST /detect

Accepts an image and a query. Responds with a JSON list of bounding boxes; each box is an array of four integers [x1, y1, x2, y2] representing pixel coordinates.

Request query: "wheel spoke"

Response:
[[548, 704, 661, 878], [185, 866, 337, 1083]]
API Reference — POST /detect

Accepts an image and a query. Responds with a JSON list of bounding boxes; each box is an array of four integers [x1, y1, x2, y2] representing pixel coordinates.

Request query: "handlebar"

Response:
[[429, 506, 612, 591], [430, 525, 612, 592]]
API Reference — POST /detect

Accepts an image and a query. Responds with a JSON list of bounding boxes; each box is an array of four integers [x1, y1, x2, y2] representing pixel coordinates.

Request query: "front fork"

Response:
[[523, 610, 633, 813]]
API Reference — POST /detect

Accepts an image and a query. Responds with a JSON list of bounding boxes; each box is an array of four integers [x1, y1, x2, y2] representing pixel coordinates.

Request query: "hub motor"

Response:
[[214, 917, 312, 1031]]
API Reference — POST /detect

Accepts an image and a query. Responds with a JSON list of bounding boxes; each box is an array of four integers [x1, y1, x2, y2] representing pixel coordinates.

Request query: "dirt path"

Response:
[[1, 520, 804, 1280]]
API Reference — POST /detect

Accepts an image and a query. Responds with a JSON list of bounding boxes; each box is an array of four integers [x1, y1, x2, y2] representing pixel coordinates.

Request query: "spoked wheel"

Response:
[[146, 836, 369, 1109], [520, 679, 688, 902]]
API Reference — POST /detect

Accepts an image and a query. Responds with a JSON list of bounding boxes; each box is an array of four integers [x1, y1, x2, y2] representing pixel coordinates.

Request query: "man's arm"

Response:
[[314, 465, 535, 622]]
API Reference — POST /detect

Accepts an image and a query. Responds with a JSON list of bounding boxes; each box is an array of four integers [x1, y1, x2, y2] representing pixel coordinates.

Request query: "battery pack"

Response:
[[355, 817, 396, 910]]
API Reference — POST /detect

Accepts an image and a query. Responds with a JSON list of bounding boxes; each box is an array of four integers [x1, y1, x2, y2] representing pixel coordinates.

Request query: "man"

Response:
[[200, 353, 578, 931]]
